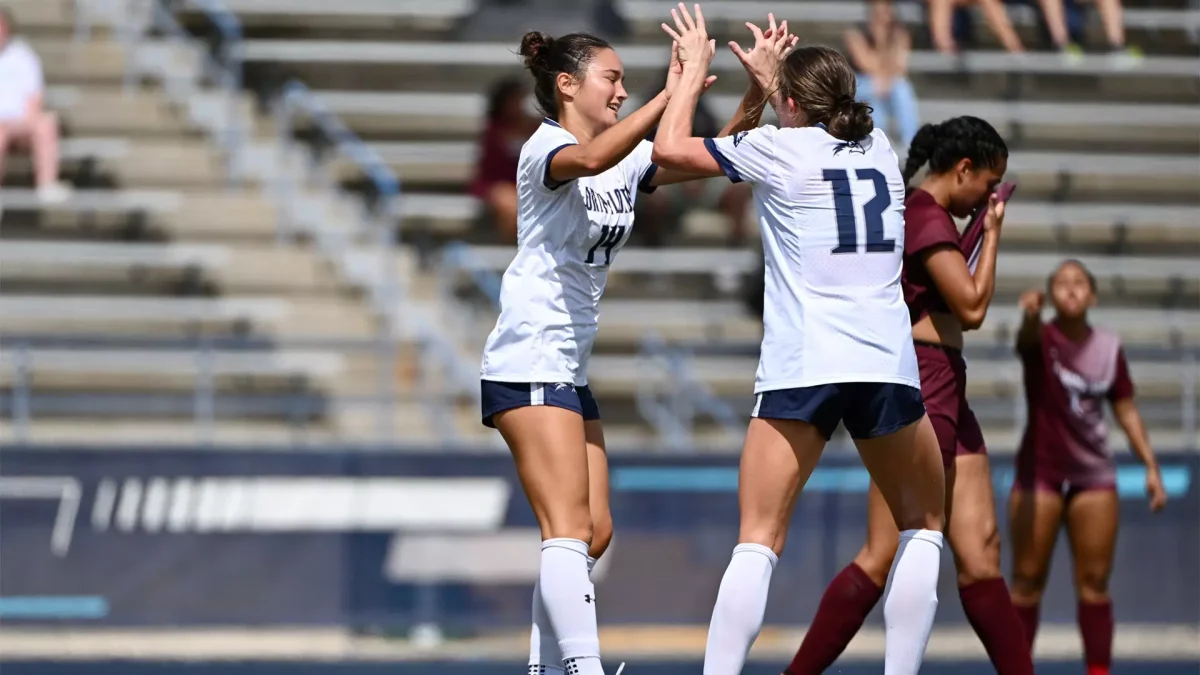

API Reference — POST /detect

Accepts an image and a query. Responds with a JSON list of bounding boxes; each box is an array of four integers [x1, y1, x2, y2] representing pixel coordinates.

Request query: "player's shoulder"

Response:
[[520, 120, 577, 162]]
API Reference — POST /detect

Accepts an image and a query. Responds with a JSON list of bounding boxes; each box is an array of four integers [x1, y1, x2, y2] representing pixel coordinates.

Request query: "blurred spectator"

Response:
[[470, 77, 539, 243], [639, 76, 752, 247], [0, 6, 68, 202], [927, 0, 1025, 53], [845, 0, 920, 149], [1036, 0, 1141, 66]]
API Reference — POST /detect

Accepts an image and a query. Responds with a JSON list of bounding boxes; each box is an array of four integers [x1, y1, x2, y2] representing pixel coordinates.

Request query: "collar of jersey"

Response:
[[543, 118, 562, 128]]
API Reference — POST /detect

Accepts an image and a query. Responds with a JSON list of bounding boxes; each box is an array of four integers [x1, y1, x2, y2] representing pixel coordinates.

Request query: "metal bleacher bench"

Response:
[[615, 0, 1200, 34], [0, 241, 229, 271], [0, 348, 345, 379], [241, 40, 1200, 78], [214, 0, 476, 20], [317, 91, 1200, 131], [0, 188, 184, 214], [0, 296, 290, 325]]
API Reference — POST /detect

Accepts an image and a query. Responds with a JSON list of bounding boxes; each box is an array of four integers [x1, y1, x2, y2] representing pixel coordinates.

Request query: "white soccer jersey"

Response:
[[480, 119, 658, 386], [706, 125, 919, 393]]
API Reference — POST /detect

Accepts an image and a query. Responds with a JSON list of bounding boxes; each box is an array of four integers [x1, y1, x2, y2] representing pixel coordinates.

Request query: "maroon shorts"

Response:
[[915, 341, 987, 468], [1013, 452, 1117, 497]]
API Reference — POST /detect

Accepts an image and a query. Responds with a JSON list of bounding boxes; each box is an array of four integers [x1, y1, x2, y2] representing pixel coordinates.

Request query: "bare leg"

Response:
[[1091, 0, 1128, 48], [32, 112, 61, 190], [926, 0, 960, 54], [977, 0, 1026, 52], [1036, 0, 1073, 47], [1008, 487, 1065, 651], [1066, 489, 1119, 675]]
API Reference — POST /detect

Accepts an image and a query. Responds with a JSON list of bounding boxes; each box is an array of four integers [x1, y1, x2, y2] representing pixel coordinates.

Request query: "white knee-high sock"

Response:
[[702, 543, 779, 675], [539, 539, 604, 675], [530, 556, 596, 674], [882, 529, 944, 675]]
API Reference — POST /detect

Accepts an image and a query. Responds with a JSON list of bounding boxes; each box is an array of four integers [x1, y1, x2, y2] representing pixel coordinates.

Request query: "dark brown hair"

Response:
[[1048, 259, 1098, 294], [519, 31, 611, 120], [778, 45, 873, 141], [901, 116, 1008, 186]]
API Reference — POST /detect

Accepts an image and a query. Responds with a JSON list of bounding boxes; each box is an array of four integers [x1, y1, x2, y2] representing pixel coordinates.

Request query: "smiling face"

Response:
[[558, 47, 628, 132]]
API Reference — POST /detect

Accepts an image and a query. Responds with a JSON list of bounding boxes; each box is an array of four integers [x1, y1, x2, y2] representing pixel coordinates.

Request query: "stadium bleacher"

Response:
[[0, 0, 1196, 450]]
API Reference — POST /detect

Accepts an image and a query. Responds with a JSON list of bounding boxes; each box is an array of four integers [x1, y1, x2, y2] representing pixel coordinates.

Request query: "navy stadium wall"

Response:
[[0, 447, 1196, 630]]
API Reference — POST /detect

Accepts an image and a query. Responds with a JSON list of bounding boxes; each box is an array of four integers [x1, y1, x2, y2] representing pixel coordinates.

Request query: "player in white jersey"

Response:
[[651, 7, 947, 675], [479, 15, 797, 675]]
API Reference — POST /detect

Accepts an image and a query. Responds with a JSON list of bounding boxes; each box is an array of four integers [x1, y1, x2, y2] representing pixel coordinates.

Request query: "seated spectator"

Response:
[[927, 0, 1025, 54], [0, 6, 68, 202], [639, 76, 751, 247], [846, 0, 920, 148], [1036, 0, 1141, 66], [469, 77, 539, 243]]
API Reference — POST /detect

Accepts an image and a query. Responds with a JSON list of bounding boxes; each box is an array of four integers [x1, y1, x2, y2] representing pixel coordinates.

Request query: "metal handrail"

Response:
[[438, 244, 744, 449]]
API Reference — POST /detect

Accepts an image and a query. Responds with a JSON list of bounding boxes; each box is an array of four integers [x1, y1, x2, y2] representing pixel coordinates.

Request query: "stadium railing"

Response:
[[439, 242, 744, 449]]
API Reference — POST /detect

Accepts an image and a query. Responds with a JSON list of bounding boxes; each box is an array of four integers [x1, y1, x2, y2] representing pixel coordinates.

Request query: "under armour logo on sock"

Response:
[[583, 594, 594, 604]]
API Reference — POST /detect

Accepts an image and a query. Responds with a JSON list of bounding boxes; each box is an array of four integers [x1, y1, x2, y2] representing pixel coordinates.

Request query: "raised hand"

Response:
[[1018, 289, 1044, 317], [729, 13, 798, 94], [661, 3, 716, 70]]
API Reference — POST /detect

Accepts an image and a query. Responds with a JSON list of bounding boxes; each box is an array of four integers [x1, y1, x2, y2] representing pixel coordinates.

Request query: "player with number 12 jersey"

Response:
[[651, 7, 946, 674]]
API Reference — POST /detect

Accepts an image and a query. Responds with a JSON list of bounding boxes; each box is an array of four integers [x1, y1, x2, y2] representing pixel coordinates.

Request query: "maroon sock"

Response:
[[959, 578, 1035, 675], [1078, 599, 1114, 672], [785, 563, 883, 675], [1014, 602, 1041, 651]]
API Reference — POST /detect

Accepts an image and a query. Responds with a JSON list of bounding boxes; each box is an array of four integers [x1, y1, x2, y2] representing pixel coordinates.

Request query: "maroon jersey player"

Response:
[[786, 117, 1034, 675], [1008, 259, 1167, 675]]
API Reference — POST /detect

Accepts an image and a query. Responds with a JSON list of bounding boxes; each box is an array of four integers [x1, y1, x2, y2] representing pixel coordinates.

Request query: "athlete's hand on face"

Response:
[[1146, 466, 1167, 512], [662, 3, 717, 72], [729, 13, 798, 94], [983, 193, 1006, 233], [1018, 289, 1044, 317]]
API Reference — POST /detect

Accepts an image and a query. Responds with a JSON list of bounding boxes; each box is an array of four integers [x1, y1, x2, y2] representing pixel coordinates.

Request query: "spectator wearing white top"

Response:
[[0, 6, 68, 203]]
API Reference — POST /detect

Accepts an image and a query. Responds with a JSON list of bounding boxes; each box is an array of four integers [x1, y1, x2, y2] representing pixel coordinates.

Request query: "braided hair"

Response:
[[901, 116, 1008, 188]]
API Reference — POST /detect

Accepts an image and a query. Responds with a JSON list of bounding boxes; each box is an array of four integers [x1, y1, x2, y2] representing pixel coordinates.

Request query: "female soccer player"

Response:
[[1009, 260, 1167, 675], [652, 7, 948, 674], [479, 13, 795, 675], [785, 117, 1035, 675]]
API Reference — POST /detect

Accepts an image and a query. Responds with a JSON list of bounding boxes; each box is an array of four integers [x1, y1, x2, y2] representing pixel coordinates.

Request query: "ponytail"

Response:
[[902, 123, 941, 187]]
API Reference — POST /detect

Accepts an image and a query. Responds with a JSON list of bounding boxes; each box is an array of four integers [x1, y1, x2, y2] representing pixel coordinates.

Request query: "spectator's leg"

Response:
[[888, 78, 921, 149], [32, 112, 62, 190], [857, 74, 891, 140], [927, 0, 960, 53], [976, 0, 1025, 52], [1090, 0, 1127, 49], [0, 125, 10, 187], [485, 181, 519, 244], [1036, 0, 1073, 47]]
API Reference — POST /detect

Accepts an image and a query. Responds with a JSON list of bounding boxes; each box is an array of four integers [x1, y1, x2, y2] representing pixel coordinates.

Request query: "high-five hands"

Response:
[[730, 13, 798, 94], [661, 3, 717, 70]]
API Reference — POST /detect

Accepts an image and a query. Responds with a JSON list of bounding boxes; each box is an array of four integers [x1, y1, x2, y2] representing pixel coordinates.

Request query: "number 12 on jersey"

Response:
[[823, 168, 895, 255]]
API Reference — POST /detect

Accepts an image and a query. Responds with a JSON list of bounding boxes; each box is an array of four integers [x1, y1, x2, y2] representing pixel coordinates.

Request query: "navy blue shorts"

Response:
[[480, 380, 601, 428], [752, 382, 925, 440]]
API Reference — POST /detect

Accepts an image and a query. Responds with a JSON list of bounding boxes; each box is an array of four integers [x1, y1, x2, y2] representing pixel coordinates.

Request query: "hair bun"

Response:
[[519, 31, 553, 69]]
